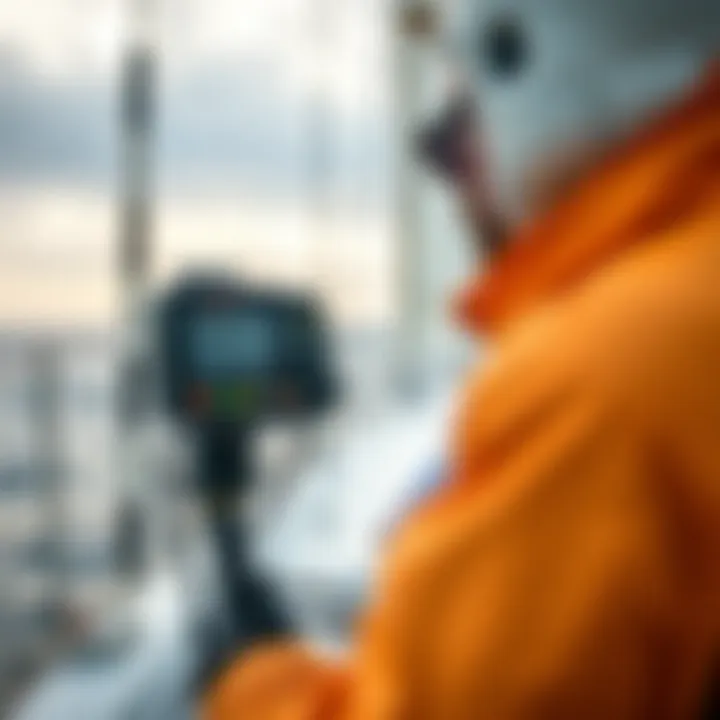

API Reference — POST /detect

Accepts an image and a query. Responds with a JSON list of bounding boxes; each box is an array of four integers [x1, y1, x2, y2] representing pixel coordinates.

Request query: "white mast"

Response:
[[393, 0, 438, 396]]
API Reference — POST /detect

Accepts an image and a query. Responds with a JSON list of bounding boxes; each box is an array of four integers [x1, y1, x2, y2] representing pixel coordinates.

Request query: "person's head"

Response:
[[420, 0, 720, 257]]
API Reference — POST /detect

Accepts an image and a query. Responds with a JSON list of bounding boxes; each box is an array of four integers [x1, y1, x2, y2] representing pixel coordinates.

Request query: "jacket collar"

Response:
[[456, 64, 720, 337]]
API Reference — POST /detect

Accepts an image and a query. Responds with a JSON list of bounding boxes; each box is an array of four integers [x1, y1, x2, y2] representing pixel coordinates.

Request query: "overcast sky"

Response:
[[0, 0, 391, 196], [0, 0, 396, 324]]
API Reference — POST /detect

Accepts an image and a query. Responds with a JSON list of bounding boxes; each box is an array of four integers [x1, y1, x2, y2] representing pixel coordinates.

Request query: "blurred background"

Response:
[[0, 0, 476, 716]]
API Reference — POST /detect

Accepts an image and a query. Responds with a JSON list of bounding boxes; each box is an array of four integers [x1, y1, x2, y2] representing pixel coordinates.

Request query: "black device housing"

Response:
[[154, 273, 337, 671], [158, 274, 336, 432]]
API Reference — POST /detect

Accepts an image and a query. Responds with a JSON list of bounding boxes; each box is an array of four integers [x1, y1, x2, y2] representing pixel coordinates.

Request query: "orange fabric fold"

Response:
[[456, 64, 720, 335]]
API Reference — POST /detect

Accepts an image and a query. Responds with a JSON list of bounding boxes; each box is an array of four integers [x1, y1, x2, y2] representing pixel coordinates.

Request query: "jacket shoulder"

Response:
[[463, 229, 720, 446], [558, 228, 720, 405]]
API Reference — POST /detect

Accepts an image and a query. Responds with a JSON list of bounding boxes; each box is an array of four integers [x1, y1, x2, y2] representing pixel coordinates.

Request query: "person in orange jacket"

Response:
[[205, 0, 720, 717]]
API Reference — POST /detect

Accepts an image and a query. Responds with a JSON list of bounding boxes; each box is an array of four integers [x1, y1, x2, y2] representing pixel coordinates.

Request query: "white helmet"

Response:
[[447, 0, 720, 223]]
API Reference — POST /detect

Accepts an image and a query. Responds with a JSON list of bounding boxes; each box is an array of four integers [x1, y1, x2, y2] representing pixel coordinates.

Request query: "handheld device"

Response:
[[156, 273, 336, 665]]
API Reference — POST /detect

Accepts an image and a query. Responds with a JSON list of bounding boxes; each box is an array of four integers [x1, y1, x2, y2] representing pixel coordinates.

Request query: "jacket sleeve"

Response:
[[203, 346, 669, 719]]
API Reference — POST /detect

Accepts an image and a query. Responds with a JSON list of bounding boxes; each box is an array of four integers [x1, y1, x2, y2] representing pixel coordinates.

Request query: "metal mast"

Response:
[[119, 0, 156, 307], [115, 0, 158, 578]]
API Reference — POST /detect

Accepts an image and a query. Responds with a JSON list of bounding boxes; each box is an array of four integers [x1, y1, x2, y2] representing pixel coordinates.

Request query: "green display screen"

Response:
[[191, 313, 276, 377]]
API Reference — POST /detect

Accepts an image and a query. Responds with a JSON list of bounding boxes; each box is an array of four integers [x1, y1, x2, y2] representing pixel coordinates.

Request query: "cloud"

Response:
[[0, 45, 390, 206], [0, 52, 116, 187]]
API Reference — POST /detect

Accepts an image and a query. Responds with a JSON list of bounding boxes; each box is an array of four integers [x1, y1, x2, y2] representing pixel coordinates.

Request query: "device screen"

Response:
[[191, 312, 276, 378]]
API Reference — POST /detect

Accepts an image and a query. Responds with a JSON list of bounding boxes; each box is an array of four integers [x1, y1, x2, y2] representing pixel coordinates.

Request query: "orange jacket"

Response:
[[204, 67, 720, 720]]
